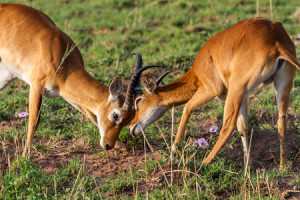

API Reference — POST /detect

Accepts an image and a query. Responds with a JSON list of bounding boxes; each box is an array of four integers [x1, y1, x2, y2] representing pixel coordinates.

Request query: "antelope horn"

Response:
[[123, 56, 163, 112], [131, 52, 143, 95], [156, 71, 171, 85], [132, 52, 142, 72], [122, 52, 143, 112]]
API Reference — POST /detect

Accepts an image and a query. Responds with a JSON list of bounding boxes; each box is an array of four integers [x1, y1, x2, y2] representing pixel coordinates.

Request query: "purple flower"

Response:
[[194, 138, 208, 148], [170, 156, 174, 161], [297, 34, 300, 40], [18, 112, 29, 118], [209, 125, 219, 133]]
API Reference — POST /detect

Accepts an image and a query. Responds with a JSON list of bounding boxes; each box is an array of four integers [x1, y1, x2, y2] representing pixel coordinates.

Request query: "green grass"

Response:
[[0, 0, 300, 199]]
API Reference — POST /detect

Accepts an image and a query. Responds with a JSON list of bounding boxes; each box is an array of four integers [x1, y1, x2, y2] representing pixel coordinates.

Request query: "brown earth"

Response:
[[0, 112, 299, 199]]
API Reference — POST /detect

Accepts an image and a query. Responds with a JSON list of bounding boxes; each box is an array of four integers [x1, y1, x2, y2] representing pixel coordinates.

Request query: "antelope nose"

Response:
[[105, 144, 112, 150]]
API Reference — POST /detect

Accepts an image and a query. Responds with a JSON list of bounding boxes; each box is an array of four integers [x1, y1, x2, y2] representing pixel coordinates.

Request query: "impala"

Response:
[[129, 17, 300, 168], [0, 3, 154, 155]]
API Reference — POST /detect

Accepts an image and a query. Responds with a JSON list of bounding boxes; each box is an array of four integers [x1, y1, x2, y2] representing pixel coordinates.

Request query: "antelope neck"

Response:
[[59, 68, 109, 112], [157, 70, 199, 107]]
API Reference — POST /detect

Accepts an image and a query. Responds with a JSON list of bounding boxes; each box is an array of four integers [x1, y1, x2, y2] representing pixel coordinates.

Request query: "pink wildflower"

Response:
[[18, 112, 29, 118], [194, 138, 208, 148], [209, 125, 219, 133]]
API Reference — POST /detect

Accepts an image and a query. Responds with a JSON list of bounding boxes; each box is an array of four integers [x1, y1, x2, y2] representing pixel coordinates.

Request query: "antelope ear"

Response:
[[109, 77, 123, 101], [142, 74, 157, 94]]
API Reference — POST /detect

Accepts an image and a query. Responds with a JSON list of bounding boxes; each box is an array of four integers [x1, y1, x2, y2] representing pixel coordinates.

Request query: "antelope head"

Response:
[[100, 53, 162, 150], [129, 71, 171, 136]]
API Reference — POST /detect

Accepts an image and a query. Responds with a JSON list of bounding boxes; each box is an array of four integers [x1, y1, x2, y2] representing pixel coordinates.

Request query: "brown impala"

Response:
[[129, 17, 300, 169], [0, 3, 157, 155]]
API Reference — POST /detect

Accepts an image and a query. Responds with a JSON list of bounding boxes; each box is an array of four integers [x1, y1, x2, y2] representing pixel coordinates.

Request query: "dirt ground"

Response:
[[0, 116, 299, 199]]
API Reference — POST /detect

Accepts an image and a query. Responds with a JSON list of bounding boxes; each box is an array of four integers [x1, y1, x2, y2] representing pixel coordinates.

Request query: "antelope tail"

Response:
[[277, 42, 300, 70]]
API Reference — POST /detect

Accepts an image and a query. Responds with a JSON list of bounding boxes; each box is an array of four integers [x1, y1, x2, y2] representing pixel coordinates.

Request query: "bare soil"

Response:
[[0, 114, 299, 199]]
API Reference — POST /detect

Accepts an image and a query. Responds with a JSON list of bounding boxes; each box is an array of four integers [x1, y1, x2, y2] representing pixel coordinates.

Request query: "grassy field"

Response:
[[0, 0, 299, 199]]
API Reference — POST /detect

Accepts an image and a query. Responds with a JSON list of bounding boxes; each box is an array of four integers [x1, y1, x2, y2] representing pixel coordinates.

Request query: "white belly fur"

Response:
[[0, 59, 30, 84], [0, 59, 60, 98]]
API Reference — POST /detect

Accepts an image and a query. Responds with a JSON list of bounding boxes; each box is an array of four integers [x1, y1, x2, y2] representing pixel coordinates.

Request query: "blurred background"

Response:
[[2, 0, 299, 84]]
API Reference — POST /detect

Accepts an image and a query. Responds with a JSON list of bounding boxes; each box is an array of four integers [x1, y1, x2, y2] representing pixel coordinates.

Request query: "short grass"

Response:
[[0, 0, 300, 199]]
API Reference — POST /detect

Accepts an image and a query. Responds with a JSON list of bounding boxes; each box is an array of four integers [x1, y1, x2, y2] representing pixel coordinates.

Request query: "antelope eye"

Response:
[[135, 97, 143, 105], [113, 113, 119, 121]]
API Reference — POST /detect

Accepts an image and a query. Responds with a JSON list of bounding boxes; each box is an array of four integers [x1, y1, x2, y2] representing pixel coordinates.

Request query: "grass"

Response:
[[0, 0, 300, 199]]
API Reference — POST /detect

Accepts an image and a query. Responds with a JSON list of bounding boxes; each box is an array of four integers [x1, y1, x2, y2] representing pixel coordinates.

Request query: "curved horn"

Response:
[[132, 64, 163, 95], [134, 64, 163, 75], [132, 52, 142, 72], [156, 71, 171, 85], [122, 52, 143, 112], [131, 52, 143, 95], [122, 61, 163, 112]]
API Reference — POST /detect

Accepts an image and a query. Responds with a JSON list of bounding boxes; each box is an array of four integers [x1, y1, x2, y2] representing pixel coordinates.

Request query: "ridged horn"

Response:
[[122, 52, 143, 112], [122, 53, 163, 112], [132, 52, 143, 72]]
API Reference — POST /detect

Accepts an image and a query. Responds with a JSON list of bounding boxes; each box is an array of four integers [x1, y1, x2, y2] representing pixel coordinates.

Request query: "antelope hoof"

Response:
[[202, 159, 209, 165], [22, 148, 30, 158], [279, 163, 286, 171], [202, 154, 215, 165], [244, 156, 253, 168], [171, 143, 177, 153]]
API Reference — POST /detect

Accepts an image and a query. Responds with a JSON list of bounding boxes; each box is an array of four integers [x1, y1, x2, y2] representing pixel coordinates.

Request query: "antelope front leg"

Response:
[[172, 89, 215, 150], [23, 84, 43, 157], [203, 86, 245, 165]]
